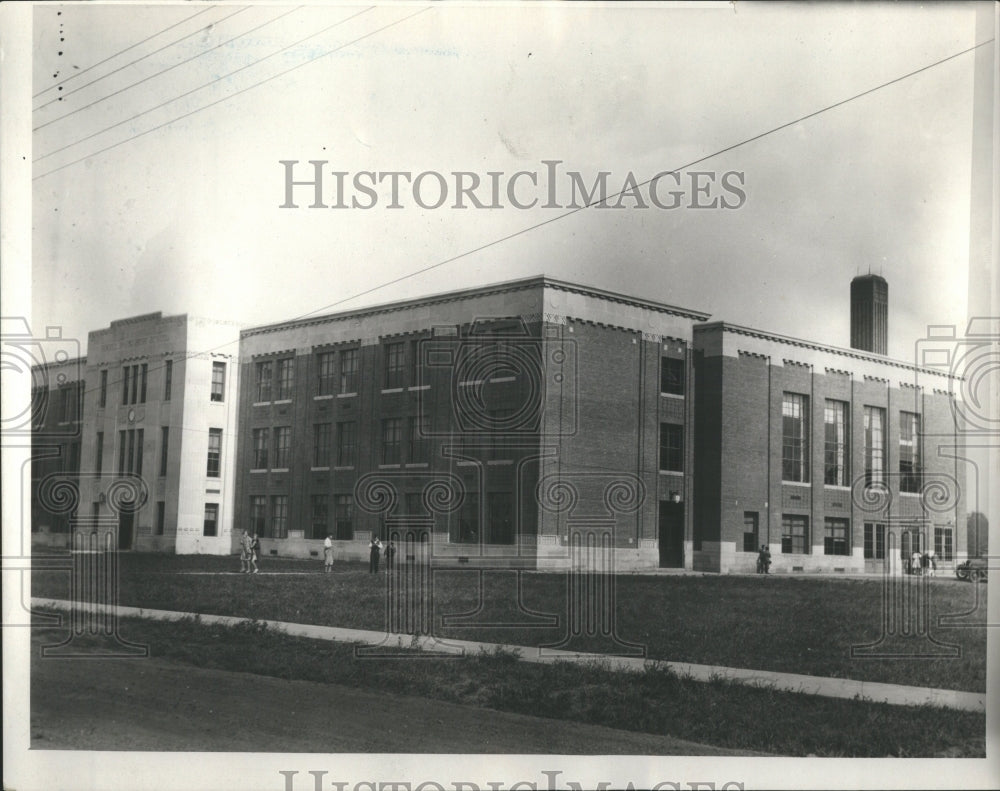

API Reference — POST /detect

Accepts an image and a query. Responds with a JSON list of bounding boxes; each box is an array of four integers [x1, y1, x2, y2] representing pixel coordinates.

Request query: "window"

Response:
[[156, 501, 165, 535], [122, 365, 130, 405], [207, 428, 222, 477], [119, 428, 144, 475], [824, 400, 848, 486], [271, 495, 288, 538], [659, 423, 683, 472], [781, 515, 809, 554], [99, 370, 108, 408], [164, 360, 173, 401], [408, 414, 429, 462], [660, 357, 684, 396], [864, 406, 885, 486], [250, 495, 267, 535], [488, 492, 515, 544], [782, 393, 809, 482], [211, 361, 226, 402], [934, 527, 954, 561], [277, 358, 295, 400], [95, 432, 104, 478], [160, 427, 169, 476], [334, 494, 353, 540], [140, 363, 148, 404], [255, 361, 272, 402], [131, 364, 139, 405], [313, 423, 332, 467], [203, 503, 219, 537], [68, 441, 81, 471], [311, 495, 328, 539], [410, 339, 422, 387], [382, 418, 402, 465], [384, 342, 405, 389], [404, 492, 424, 515], [317, 352, 335, 395], [864, 523, 886, 560], [274, 426, 291, 468], [337, 421, 357, 466], [824, 517, 849, 556], [452, 492, 479, 543], [899, 412, 921, 493], [340, 348, 359, 394], [252, 428, 269, 469], [59, 387, 71, 422], [743, 512, 759, 553]]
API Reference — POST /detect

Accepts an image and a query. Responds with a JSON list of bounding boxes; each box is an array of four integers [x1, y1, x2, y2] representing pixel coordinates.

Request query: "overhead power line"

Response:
[[33, 6, 251, 114], [32, 5, 218, 99]]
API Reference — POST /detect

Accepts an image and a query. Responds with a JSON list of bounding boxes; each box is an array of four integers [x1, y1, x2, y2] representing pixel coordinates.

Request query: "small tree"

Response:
[[967, 512, 989, 557]]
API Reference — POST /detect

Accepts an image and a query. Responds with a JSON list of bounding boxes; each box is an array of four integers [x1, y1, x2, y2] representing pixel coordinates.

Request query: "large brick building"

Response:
[[29, 275, 969, 574]]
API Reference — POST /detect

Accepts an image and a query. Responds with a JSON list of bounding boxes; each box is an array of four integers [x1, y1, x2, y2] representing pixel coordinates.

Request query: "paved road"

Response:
[[30, 643, 760, 755]]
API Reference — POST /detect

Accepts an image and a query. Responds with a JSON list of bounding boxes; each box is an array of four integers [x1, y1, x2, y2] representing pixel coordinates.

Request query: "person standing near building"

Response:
[[928, 549, 937, 577], [324, 534, 334, 573], [368, 535, 383, 574], [384, 539, 397, 573], [911, 550, 922, 575], [761, 545, 771, 574], [250, 533, 261, 574], [239, 529, 252, 573]]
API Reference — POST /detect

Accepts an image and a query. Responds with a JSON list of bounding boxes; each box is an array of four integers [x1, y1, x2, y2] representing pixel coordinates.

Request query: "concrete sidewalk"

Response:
[[32, 596, 985, 713]]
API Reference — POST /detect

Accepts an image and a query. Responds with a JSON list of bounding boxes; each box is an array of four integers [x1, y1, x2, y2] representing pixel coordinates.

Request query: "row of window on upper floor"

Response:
[[91, 360, 228, 408], [781, 393, 923, 491]]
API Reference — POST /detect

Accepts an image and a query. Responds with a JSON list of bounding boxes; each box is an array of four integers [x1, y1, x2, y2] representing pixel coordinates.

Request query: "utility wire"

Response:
[[33, 6, 251, 114], [32, 5, 414, 181], [34, 6, 366, 164], [34, 6, 303, 135], [32, 5, 217, 99], [53, 35, 992, 404]]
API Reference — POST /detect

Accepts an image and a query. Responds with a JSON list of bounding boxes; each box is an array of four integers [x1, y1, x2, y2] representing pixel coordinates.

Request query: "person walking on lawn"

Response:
[[369, 534, 383, 574], [240, 530, 252, 573], [323, 534, 334, 573], [250, 534, 261, 574]]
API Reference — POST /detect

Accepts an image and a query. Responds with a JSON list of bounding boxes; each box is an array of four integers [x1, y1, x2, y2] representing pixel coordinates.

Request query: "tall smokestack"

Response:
[[850, 274, 888, 355]]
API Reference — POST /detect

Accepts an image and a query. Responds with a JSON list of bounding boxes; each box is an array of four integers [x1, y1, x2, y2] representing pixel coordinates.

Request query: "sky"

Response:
[[26, 2, 990, 363]]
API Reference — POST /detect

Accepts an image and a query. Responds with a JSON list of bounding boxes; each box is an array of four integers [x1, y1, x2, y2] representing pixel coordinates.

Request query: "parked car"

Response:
[[956, 556, 988, 582]]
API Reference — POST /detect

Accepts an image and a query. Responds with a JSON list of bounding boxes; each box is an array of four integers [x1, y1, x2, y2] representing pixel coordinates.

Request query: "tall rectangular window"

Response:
[[334, 494, 353, 540], [156, 501, 165, 535], [339, 348, 359, 394], [311, 495, 328, 539], [782, 393, 809, 482], [122, 366, 130, 405], [135, 429, 144, 476], [781, 515, 809, 554], [99, 370, 108, 408], [252, 428, 269, 469], [95, 432, 104, 478], [488, 491, 515, 544], [274, 426, 291, 469], [824, 400, 848, 486], [410, 339, 422, 387], [660, 357, 684, 396], [742, 512, 759, 553], [317, 352, 335, 395], [336, 421, 357, 466], [384, 342, 405, 388], [164, 360, 173, 401], [203, 503, 219, 537], [658, 423, 683, 472], [864, 406, 885, 486], [408, 414, 429, 462], [140, 363, 148, 404], [899, 411, 921, 493], [934, 526, 953, 560], [211, 361, 226, 402], [255, 361, 272, 402], [824, 517, 849, 556], [130, 364, 139, 405], [206, 428, 222, 477], [382, 417, 402, 465], [453, 492, 479, 543], [864, 522, 886, 559], [118, 430, 126, 475], [277, 358, 295, 400], [250, 495, 267, 536], [271, 495, 288, 538], [160, 427, 169, 476], [313, 423, 332, 467]]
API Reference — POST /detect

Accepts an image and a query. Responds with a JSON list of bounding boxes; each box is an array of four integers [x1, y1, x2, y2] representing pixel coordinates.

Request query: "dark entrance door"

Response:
[[658, 501, 684, 568], [118, 510, 134, 550]]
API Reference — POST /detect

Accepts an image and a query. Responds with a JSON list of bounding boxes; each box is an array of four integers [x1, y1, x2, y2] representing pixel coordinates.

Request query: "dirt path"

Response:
[[30, 647, 758, 755]]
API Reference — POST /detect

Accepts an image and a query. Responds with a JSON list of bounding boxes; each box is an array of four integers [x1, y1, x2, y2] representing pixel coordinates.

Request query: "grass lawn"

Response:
[[30, 613, 985, 757], [31, 552, 988, 692]]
